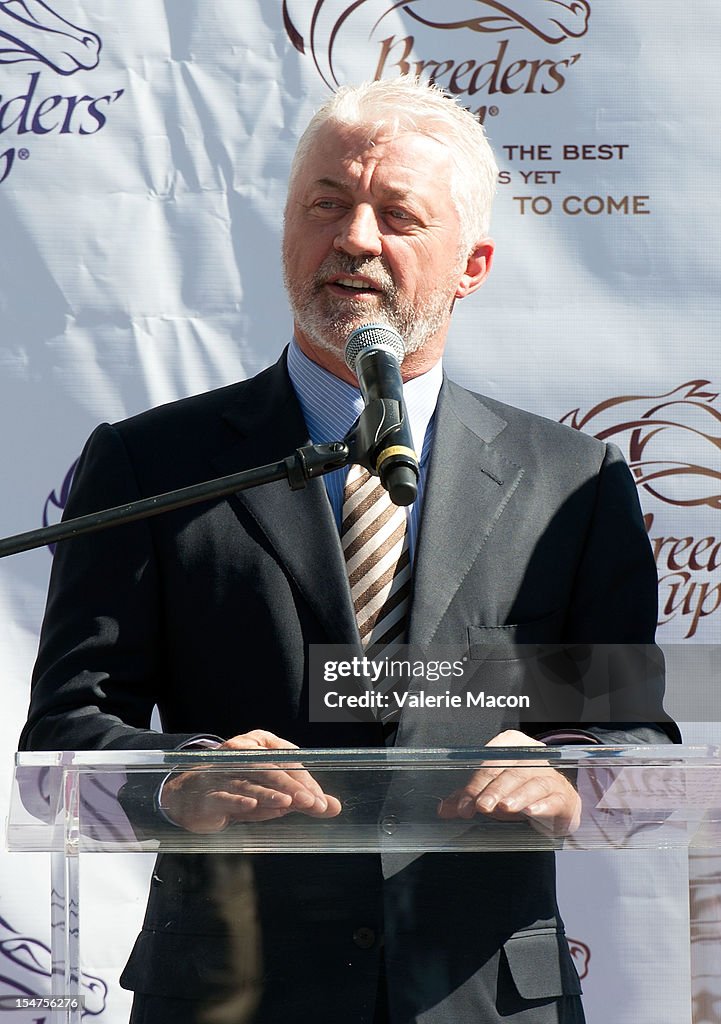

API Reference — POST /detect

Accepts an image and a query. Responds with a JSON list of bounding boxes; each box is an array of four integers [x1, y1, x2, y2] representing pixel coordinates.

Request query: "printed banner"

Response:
[[1, 3, 719, 1021]]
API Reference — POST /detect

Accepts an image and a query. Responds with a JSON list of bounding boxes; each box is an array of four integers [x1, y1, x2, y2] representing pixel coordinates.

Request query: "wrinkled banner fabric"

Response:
[[0, 2, 719, 1022]]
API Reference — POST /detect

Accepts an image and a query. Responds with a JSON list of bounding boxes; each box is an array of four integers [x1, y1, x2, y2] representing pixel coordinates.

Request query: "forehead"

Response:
[[293, 122, 455, 199]]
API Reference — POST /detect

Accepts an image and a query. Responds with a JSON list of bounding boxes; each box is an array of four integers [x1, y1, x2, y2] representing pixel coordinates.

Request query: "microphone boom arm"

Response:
[[0, 441, 351, 560]]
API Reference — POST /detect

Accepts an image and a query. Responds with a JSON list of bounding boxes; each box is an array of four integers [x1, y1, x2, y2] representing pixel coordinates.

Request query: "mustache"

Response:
[[313, 254, 395, 293]]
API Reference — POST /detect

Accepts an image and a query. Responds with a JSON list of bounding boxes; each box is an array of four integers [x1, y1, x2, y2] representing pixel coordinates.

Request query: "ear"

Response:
[[455, 239, 494, 299]]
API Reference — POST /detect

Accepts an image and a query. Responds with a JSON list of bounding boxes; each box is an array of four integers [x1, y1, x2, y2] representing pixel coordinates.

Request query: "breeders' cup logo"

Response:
[[562, 382, 721, 638], [561, 381, 721, 511], [399, 1, 590, 45], [0, 0, 100, 75], [43, 457, 78, 554], [0, 1, 124, 184], [282, 0, 591, 121], [1, 913, 108, 1016]]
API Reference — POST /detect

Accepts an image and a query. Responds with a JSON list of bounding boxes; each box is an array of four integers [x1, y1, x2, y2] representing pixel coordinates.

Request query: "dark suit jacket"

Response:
[[20, 353, 676, 1022]]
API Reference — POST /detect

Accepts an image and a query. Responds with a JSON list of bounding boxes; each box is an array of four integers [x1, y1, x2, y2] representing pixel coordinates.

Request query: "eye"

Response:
[[385, 207, 420, 229], [313, 198, 344, 212]]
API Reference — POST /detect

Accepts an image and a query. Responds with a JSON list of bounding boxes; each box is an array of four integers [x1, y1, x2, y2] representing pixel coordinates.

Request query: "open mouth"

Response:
[[326, 276, 382, 297]]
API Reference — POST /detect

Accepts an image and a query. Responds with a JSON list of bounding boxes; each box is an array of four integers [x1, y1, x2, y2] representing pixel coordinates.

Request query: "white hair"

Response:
[[289, 77, 498, 254]]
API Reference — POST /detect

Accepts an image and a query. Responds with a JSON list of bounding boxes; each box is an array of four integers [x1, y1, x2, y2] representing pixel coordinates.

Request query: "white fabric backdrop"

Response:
[[1, 2, 719, 1021]]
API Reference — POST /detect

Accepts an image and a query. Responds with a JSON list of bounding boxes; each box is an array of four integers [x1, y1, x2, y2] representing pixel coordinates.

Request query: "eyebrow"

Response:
[[311, 177, 417, 203], [313, 177, 349, 191]]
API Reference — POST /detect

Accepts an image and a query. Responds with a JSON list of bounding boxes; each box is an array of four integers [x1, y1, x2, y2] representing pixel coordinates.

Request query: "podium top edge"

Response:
[[13, 745, 721, 770]]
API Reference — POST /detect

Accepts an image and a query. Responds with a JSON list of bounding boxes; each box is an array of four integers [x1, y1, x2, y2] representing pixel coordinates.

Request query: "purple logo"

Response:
[[43, 457, 78, 554], [382, 1, 591, 46], [283, 0, 591, 101], [0, 1, 100, 76], [0, 912, 108, 1016], [0, 2, 123, 185]]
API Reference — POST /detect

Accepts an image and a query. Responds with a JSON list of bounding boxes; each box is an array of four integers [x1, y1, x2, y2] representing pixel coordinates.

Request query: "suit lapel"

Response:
[[407, 379, 525, 647], [207, 362, 525, 651], [211, 356, 360, 645]]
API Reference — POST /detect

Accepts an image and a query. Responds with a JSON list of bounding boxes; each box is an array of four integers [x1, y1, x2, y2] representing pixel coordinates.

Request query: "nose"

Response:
[[334, 204, 383, 258]]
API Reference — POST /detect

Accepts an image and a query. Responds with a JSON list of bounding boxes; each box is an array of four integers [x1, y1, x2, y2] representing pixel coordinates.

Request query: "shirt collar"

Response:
[[286, 336, 443, 458]]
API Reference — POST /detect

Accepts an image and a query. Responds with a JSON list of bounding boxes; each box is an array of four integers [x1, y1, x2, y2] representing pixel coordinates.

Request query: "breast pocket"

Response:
[[467, 609, 566, 659], [466, 612, 585, 726]]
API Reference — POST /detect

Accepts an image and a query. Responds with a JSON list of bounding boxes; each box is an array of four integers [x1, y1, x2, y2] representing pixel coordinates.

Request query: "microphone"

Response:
[[344, 323, 419, 506]]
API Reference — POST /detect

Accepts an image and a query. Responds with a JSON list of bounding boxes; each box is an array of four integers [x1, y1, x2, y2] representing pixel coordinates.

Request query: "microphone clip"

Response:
[[345, 398, 419, 506]]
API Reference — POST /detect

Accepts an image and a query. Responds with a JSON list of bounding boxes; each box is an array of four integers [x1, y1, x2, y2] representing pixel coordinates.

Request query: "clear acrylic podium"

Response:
[[7, 745, 721, 1022]]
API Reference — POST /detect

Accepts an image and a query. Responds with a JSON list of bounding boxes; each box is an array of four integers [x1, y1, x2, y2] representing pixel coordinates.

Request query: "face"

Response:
[[282, 122, 493, 382]]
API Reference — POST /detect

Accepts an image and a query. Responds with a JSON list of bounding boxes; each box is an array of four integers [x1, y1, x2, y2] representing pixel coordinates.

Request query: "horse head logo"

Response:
[[401, 1, 591, 45], [0, 0, 101, 75], [562, 381, 721, 510], [283, 0, 591, 89]]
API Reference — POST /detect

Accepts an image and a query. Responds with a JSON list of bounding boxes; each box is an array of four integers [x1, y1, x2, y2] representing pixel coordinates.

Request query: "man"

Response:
[[20, 78, 676, 1023]]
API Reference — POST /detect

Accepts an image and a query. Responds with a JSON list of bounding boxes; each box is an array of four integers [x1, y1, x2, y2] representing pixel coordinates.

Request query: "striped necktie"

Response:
[[341, 464, 411, 650]]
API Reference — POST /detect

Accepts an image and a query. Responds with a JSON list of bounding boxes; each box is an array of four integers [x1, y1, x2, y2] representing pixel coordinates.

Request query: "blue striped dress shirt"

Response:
[[286, 338, 443, 560]]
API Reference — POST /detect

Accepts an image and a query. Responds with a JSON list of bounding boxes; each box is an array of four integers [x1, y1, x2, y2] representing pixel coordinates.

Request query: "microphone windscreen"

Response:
[[344, 323, 405, 373]]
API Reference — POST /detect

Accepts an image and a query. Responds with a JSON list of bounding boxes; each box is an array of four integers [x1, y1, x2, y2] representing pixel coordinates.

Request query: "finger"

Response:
[[223, 771, 329, 813], [458, 767, 533, 817], [281, 770, 341, 813], [212, 792, 295, 825], [486, 730, 546, 748], [222, 730, 299, 751], [216, 781, 342, 819], [524, 789, 582, 835], [438, 768, 562, 819], [476, 771, 558, 814], [479, 777, 581, 835], [291, 770, 327, 800], [264, 764, 329, 802], [436, 766, 504, 818], [223, 778, 295, 808], [220, 734, 332, 806], [304, 793, 342, 818]]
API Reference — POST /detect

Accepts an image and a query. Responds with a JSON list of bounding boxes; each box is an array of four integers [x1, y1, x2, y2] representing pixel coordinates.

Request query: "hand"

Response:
[[160, 729, 342, 833], [437, 730, 581, 836]]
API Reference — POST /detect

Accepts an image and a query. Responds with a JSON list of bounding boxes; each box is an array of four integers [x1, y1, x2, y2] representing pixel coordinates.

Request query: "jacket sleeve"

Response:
[[553, 442, 680, 744]]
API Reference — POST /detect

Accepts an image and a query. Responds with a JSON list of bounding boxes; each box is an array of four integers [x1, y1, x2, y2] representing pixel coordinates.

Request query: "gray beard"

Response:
[[282, 253, 457, 359]]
